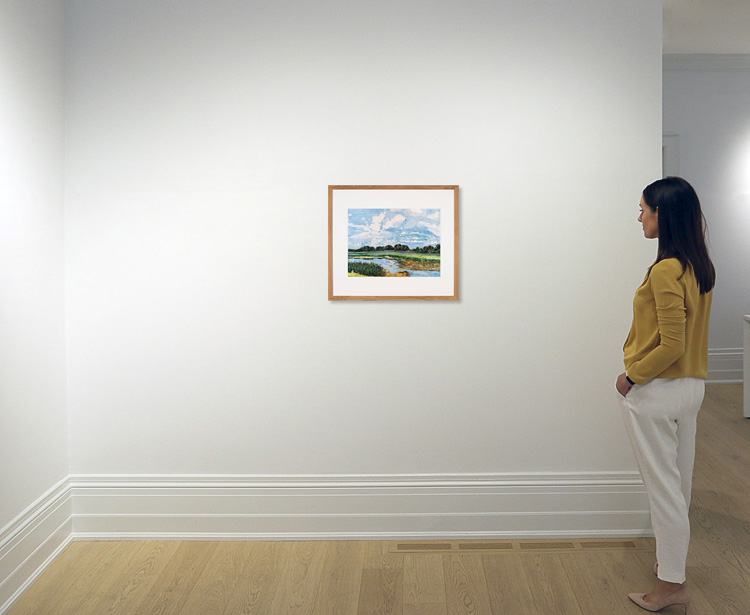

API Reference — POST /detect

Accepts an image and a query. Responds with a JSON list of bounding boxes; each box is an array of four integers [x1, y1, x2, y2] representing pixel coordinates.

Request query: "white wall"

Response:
[[0, 0, 67, 531], [664, 56, 750, 381], [64, 1, 661, 485]]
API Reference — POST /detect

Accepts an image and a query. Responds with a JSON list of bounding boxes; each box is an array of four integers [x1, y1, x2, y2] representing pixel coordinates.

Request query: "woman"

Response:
[[616, 176, 714, 614]]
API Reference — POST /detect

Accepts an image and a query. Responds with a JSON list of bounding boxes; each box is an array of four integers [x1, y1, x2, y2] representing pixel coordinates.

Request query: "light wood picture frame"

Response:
[[328, 185, 459, 301]]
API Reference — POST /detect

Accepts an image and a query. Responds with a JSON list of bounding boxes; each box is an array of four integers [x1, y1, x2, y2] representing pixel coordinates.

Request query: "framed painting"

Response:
[[328, 185, 459, 301]]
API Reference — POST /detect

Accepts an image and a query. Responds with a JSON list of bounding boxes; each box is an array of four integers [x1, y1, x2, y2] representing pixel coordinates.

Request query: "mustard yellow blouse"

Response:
[[623, 258, 712, 384]]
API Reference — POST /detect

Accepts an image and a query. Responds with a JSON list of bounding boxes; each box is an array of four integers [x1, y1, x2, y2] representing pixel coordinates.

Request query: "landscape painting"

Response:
[[347, 209, 441, 278], [328, 185, 459, 301]]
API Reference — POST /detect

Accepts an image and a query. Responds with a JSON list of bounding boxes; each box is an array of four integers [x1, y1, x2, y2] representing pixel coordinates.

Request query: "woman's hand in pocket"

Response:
[[616, 372, 633, 397]]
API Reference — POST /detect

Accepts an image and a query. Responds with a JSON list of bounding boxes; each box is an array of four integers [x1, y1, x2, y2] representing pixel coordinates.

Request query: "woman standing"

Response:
[[616, 177, 715, 614]]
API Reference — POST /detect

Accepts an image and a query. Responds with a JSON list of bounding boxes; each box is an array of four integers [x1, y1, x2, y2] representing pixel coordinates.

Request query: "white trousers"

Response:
[[620, 377, 705, 584]]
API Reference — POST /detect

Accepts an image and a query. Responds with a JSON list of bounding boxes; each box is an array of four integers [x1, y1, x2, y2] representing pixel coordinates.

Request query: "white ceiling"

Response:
[[663, 0, 750, 54]]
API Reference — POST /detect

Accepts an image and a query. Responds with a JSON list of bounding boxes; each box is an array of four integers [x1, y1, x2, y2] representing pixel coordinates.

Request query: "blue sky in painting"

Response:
[[348, 209, 441, 249]]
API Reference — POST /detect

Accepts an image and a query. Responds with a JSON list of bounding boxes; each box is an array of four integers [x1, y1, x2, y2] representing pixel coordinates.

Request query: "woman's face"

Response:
[[638, 196, 659, 239]]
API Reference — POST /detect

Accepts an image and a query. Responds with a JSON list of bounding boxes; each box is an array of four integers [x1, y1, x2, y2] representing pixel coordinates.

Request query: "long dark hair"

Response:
[[642, 176, 715, 294]]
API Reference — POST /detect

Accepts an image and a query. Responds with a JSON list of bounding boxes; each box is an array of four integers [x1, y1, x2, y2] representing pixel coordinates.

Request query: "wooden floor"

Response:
[[8, 384, 750, 615]]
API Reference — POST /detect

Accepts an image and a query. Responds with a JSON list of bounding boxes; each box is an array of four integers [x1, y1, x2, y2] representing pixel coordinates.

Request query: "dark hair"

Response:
[[642, 176, 715, 294]]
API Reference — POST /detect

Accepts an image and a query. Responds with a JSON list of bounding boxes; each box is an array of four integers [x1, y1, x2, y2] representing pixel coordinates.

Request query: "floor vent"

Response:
[[391, 538, 653, 554], [395, 543, 452, 551]]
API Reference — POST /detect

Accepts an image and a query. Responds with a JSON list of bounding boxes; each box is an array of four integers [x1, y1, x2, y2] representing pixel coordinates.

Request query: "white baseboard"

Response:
[[708, 348, 743, 383], [0, 479, 73, 614], [663, 54, 750, 71], [69, 473, 651, 541]]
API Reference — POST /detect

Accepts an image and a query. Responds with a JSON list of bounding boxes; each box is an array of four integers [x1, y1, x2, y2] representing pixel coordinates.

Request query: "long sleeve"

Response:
[[626, 261, 686, 383]]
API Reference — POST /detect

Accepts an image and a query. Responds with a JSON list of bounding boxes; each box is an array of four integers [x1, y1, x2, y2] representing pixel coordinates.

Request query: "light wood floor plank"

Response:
[[403, 553, 445, 607], [520, 554, 583, 615], [693, 441, 750, 495], [442, 554, 493, 615], [482, 552, 535, 615], [691, 491, 750, 580], [78, 541, 180, 615], [560, 552, 632, 614], [138, 541, 219, 615], [266, 541, 327, 615], [363, 541, 403, 571], [178, 541, 253, 615], [704, 384, 745, 432], [50, 541, 139, 615], [403, 604, 447, 615], [222, 540, 289, 615], [357, 567, 402, 615], [686, 563, 750, 615], [312, 541, 366, 615], [696, 414, 750, 484]]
